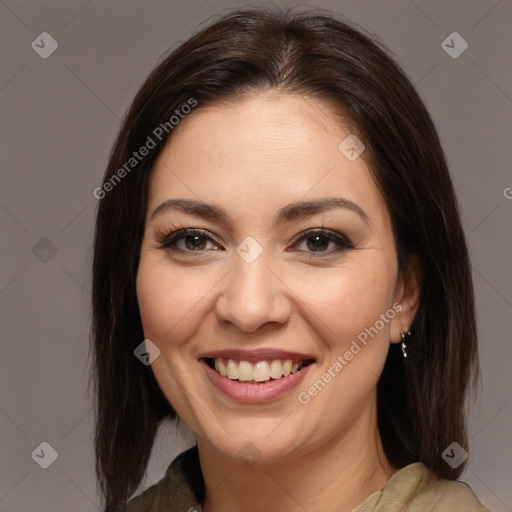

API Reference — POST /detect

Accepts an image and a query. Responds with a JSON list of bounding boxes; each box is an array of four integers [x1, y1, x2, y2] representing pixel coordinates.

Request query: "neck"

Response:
[[198, 407, 395, 512]]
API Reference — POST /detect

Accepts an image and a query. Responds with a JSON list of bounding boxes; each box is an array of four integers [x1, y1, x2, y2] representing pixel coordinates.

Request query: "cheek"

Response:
[[291, 258, 396, 346], [136, 257, 210, 345]]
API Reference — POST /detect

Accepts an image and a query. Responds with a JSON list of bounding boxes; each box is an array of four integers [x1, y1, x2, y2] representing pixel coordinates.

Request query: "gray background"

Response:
[[1, 0, 511, 510]]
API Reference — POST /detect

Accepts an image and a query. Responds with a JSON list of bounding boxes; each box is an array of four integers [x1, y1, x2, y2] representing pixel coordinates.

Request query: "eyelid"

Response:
[[157, 227, 223, 250], [156, 226, 353, 255], [290, 227, 351, 245]]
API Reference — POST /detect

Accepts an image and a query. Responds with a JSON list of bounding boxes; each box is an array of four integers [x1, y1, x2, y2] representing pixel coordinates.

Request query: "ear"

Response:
[[390, 255, 423, 344]]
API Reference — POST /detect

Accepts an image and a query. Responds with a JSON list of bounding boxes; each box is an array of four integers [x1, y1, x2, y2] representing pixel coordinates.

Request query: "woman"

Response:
[[91, 7, 489, 512]]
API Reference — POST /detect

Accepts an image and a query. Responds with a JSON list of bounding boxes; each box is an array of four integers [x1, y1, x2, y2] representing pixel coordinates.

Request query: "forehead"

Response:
[[147, 93, 389, 227]]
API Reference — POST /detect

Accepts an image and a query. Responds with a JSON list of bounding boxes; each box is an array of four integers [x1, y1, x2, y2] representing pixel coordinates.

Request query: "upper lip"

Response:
[[198, 348, 316, 363]]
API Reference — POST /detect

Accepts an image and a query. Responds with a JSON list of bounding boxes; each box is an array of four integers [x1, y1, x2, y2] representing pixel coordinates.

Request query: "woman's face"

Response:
[[137, 92, 418, 463]]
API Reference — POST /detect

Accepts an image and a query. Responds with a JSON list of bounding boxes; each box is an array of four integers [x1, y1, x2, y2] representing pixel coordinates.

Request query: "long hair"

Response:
[[90, 7, 478, 511]]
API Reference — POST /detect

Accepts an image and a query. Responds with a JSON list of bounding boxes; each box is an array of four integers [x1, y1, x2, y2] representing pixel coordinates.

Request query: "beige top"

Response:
[[126, 446, 490, 512]]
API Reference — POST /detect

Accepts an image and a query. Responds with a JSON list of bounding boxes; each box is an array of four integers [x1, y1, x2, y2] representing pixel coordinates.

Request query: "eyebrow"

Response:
[[150, 197, 370, 227]]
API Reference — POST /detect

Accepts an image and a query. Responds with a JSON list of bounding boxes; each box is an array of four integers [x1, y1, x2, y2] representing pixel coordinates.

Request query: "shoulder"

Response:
[[353, 462, 490, 512], [391, 463, 489, 512], [125, 445, 204, 512], [124, 464, 177, 512], [125, 482, 165, 512], [416, 478, 490, 512]]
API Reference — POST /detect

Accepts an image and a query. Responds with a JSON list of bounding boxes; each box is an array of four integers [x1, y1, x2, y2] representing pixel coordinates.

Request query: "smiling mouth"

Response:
[[202, 357, 315, 384]]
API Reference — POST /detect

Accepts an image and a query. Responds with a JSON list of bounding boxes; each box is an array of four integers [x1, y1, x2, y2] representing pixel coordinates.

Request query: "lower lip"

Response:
[[199, 359, 314, 403]]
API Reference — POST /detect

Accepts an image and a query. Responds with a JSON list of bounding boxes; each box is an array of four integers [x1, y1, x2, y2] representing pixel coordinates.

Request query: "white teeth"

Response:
[[218, 360, 227, 377], [238, 361, 253, 381], [253, 361, 270, 382], [282, 360, 292, 376], [226, 359, 239, 379], [212, 358, 310, 382], [269, 360, 283, 379]]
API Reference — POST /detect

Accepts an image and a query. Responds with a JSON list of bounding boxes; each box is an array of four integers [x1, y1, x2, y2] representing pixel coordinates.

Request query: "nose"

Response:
[[214, 251, 292, 333]]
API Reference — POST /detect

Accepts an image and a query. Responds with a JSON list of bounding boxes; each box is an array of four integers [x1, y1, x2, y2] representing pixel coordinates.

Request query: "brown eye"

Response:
[[158, 229, 221, 253], [290, 228, 354, 257], [305, 234, 331, 251], [183, 234, 208, 250]]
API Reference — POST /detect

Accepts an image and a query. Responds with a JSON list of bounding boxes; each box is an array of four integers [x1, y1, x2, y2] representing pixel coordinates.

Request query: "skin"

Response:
[[136, 91, 422, 512]]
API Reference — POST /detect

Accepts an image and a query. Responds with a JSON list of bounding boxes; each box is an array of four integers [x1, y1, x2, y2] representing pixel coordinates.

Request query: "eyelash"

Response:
[[156, 227, 354, 259]]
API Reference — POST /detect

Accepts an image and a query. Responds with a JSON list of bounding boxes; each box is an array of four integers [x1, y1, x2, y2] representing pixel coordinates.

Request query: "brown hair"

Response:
[[90, 7, 478, 511]]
